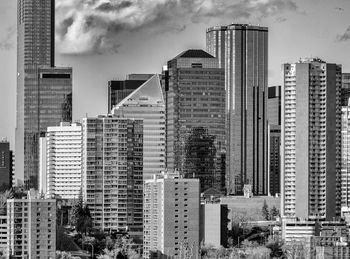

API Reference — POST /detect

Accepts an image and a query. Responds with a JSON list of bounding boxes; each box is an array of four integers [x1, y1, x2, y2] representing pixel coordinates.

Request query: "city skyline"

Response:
[[1, 0, 350, 146]]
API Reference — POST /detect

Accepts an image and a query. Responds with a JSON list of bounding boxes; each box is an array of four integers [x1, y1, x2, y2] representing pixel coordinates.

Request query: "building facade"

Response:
[[341, 106, 350, 209], [206, 24, 268, 195], [108, 74, 154, 112], [281, 58, 342, 220], [112, 75, 166, 180], [7, 190, 56, 258], [43, 122, 82, 199], [82, 116, 143, 240], [16, 0, 73, 189], [199, 203, 228, 248], [0, 215, 7, 257], [267, 86, 281, 196], [143, 174, 200, 259], [163, 49, 226, 192], [341, 73, 350, 105], [0, 139, 13, 190]]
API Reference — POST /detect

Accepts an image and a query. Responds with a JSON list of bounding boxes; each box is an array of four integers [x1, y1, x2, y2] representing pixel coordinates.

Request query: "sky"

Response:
[[1, 0, 350, 149]]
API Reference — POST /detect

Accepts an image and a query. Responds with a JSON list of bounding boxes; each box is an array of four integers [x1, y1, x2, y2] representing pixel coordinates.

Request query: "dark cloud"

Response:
[[337, 26, 350, 42], [56, 0, 298, 55], [96, 1, 133, 12], [0, 26, 15, 51]]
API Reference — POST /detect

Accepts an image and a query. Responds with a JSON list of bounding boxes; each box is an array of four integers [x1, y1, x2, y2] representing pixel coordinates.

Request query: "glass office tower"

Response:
[[16, 0, 72, 188], [207, 24, 268, 195]]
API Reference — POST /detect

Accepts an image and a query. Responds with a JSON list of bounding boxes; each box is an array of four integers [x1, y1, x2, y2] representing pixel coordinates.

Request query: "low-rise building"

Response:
[[7, 190, 56, 258], [0, 215, 7, 257], [282, 217, 350, 258], [143, 173, 200, 259], [200, 203, 228, 248]]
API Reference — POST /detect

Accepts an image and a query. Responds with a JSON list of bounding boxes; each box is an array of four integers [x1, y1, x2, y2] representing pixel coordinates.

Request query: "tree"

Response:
[[266, 238, 287, 258], [76, 204, 93, 235], [285, 240, 310, 259], [56, 251, 73, 259], [69, 191, 83, 226], [270, 206, 279, 220], [0, 189, 13, 215], [261, 200, 270, 220], [97, 236, 141, 259], [69, 191, 93, 235]]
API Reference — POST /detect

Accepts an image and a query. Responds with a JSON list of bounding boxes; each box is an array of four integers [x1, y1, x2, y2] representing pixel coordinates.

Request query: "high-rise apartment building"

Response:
[[281, 58, 342, 220], [143, 174, 200, 259], [16, 0, 73, 189], [341, 73, 350, 105], [112, 75, 165, 180], [108, 74, 153, 112], [206, 24, 268, 195], [41, 122, 82, 199], [163, 49, 226, 192], [340, 73, 350, 211], [267, 86, 281, 196], [0, 139, 13, 190], [7, 190, 56, 258], [341, 106, 350, 208], [82, 116, 143, 240]]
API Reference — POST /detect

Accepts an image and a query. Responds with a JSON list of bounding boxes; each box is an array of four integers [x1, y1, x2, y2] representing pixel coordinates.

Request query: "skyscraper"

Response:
[[0, 139, 13, 190], [82, 116, 143, 240], [206, 24, 268, 195], [112, 75, 166, 180], [163, 49, 226, 192], [267, 86, 281, 196], [16, 0, 73, 189], [108, 74, 154, 112], [143, 174, 200, 259], [281, 58, 342, 220]]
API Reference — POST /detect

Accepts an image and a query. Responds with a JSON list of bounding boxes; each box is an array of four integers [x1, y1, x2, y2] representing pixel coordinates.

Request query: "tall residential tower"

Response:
[[281, 58, 342, 220], [16, 0, 72, 189], [82, 116, 143, 241], [206, 24, 268, 195]]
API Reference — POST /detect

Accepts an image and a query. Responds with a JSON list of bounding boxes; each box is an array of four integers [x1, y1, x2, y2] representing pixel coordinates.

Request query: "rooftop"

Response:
[[207, 24, 268, 32], [175, 49, 214, 59]]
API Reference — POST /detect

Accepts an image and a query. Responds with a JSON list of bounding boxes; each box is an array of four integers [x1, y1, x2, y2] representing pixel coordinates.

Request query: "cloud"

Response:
[[275, 17, 287, 23], [56, 0, 298, 55], [0, 26, 15, 50], [337, 26, 350, 42]]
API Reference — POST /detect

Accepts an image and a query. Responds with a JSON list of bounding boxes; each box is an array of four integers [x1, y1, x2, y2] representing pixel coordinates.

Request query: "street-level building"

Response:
[[143, 174, 200, 259], [7, 190, 56, 259]]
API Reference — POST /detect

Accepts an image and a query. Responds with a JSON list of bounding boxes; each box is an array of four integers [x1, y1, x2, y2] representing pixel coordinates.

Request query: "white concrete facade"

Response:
[[45, 122, 82, 199]]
